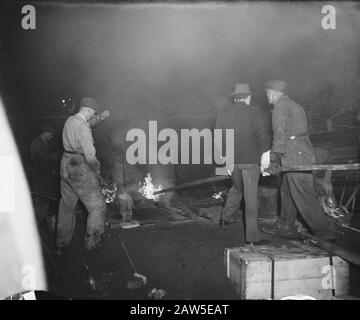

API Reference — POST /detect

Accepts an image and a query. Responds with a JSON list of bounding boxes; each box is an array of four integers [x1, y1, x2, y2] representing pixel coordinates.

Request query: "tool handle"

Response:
[[119, 238, 138, 274]]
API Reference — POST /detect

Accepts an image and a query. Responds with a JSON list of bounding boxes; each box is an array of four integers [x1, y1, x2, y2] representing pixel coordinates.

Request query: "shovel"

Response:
[[117, 233, 147, 290]]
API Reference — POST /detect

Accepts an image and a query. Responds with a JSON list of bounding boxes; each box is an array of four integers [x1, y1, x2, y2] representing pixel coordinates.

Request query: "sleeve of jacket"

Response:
[[252, 106, 271, 153], [272, 101, 289, 154], [79, 126, 100, 173]]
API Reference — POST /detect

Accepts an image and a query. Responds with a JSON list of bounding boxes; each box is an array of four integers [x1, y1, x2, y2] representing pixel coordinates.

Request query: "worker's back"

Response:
[[272, 95, 315, 166], [62, 114, 92, 154], [215, 103, 270, 164]]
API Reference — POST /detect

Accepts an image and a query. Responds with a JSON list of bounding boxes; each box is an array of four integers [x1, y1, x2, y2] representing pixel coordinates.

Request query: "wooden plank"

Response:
[[299, 232, 360, 267]]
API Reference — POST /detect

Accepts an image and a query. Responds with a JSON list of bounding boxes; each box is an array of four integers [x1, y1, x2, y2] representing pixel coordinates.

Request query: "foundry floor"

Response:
[[43, 206, 360, 300]]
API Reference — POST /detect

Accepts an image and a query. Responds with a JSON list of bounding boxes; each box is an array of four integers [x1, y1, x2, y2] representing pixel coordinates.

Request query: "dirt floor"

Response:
[[41, 205, 360, 300]]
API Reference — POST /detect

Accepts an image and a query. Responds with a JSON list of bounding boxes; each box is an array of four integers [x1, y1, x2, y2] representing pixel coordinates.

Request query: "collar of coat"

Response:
[[75, 113, 89, 127], [275, 94, 288, 105]]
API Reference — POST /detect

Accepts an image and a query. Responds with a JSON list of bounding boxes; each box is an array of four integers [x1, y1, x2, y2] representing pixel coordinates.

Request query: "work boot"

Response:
[[85, 226, 111, 251], [219, 218, 237, 228], [85, 238, 106, 251], [262, 224, 299, 240], [278, 230, 300, 240], [246, 239, 270, 246], [261, 225, 279, 235]]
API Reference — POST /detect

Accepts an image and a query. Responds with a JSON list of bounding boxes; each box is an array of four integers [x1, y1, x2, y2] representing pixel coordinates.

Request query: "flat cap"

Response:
[[79, 97, 101, 112], [266, 80, 287, 93]]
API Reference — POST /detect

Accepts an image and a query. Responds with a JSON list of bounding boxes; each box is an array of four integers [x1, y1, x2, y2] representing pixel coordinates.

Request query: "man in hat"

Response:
[[56, 97, 109, 255], [261, 80, 335, 240], [30, 125, 60, 227], [215, 83, 271, 245]]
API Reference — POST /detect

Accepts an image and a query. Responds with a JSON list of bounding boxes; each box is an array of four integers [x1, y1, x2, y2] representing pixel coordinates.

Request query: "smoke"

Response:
[[3, 2, 359, 121]]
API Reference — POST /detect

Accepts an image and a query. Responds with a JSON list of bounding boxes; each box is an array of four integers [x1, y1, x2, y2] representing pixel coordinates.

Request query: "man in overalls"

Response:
[[56, 97, 108, 255]]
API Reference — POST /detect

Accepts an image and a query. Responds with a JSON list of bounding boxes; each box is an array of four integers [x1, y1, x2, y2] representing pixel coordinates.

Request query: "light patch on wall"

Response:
[[0, 156, 15, 212]]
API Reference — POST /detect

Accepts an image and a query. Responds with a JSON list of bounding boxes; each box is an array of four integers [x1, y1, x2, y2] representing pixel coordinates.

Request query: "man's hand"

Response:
[[261, 150, 271, 176], [88, 110, 110, 128], [99, 110, 110, 121], [264, 151, 282, 176]]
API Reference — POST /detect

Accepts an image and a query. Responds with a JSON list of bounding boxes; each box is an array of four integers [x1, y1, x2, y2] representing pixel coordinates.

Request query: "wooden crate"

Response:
[[225, 247, 272, 299], [225, 242, 349, 300]]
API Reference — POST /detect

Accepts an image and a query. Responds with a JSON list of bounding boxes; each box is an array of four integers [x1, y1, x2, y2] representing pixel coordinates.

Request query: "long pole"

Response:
[[153, 163, 360, 196]]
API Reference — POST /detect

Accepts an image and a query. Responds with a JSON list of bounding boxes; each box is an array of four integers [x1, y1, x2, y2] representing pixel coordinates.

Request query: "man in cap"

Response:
[[215, 83, 271, 245], [56, 97, 108, 255], [261, 80, 335, 240], [30, 125, 60, 227]]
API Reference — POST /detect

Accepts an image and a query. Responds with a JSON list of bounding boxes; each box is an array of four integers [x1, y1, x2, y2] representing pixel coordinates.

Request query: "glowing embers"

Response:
[[212, 190, 227, 200]]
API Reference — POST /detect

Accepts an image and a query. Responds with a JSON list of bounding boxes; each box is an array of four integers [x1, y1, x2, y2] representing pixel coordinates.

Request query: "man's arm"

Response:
[[261, 102, 289, 176], [272, 102, 289, 154], [79, 126, 101, 174]]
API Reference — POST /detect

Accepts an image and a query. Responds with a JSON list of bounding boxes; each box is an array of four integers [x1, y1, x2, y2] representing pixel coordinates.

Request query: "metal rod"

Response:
[[345, 184, 360, 208], [153, 176, 229, 195], [154, 163, 360, 196], [118, 234, 138, 274], [283, 163, 360, 171], [335, 222, 360, 234]]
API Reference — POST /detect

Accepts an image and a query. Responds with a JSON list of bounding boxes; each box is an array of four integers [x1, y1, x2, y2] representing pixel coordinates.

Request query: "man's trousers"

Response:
[[221, 164, 261, 242], [278, 172, 335, 240], [56, 154, 107, 250]]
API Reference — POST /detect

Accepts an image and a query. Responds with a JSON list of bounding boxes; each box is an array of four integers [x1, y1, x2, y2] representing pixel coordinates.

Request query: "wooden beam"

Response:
[[299, 232, 360, 267]]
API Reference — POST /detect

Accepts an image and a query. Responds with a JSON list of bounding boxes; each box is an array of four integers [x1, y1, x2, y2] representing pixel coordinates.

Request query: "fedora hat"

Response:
[[230, 83, 252, 96]]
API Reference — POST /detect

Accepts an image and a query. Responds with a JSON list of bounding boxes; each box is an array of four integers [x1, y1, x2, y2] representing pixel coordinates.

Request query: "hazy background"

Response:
[[1, 1, 360, 172], [2, 2, 359, 117]]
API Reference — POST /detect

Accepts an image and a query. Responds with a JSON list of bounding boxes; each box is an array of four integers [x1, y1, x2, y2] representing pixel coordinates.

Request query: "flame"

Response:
[[138, 173, 163, 200]]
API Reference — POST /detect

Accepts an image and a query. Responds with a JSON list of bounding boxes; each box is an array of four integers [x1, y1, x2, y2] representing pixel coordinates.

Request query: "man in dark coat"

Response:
[[215, 83, 271, 244], [30, 125, 60, 227], [262, 80, 335, 240]]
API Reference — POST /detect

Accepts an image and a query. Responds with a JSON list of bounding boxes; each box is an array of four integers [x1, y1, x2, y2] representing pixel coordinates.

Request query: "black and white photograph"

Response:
[[1, 0, 360, 307]]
